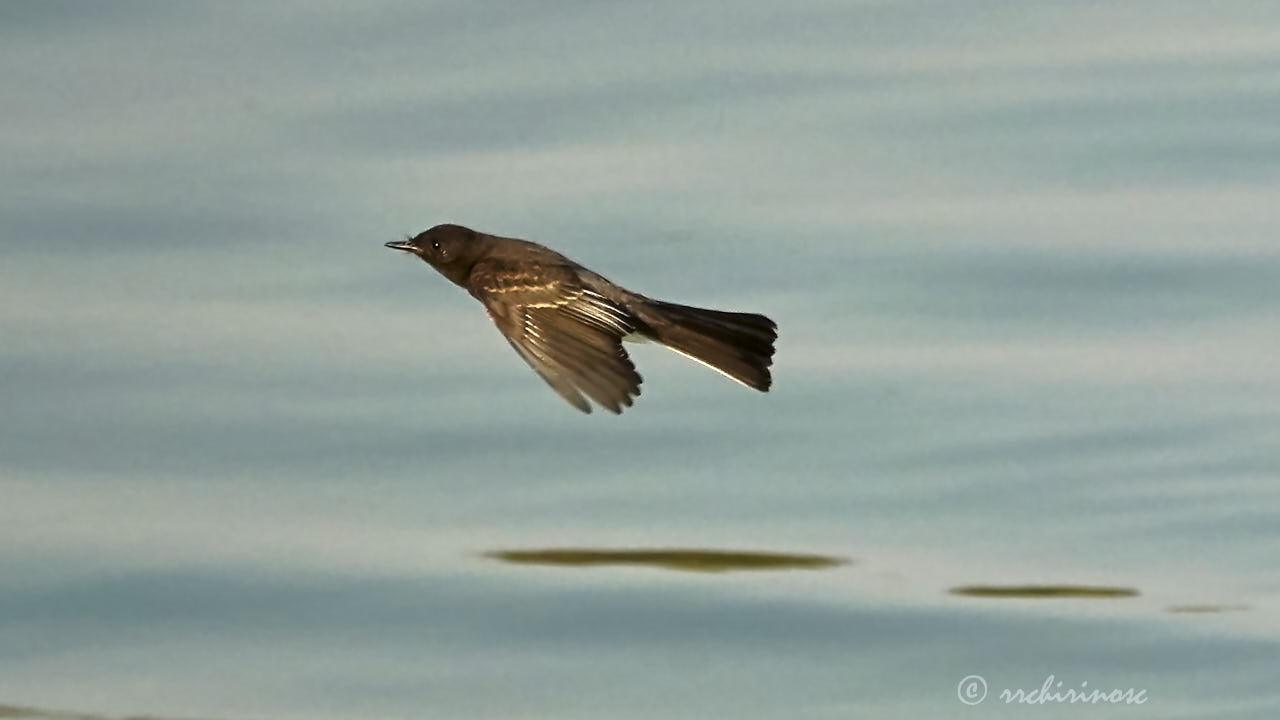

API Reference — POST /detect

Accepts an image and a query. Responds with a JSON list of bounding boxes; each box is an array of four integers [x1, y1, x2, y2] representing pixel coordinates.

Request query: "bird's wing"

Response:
[[470, 259, 642, 414]]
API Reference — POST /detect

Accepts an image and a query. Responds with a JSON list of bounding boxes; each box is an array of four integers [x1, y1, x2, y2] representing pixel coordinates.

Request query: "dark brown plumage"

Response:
[[386, 224, 776, 414]]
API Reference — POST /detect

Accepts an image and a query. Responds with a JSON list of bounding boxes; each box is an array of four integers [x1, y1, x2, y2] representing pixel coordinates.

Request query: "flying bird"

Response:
[[386, 224, 776, 414]]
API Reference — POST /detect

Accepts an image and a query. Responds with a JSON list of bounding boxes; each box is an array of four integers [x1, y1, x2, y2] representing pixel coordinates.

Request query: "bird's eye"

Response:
[[432, 241, 441, 250]]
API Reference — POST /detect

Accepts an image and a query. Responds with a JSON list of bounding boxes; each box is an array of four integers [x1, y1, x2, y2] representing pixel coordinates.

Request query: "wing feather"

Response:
[[471, 259, 641, 413]]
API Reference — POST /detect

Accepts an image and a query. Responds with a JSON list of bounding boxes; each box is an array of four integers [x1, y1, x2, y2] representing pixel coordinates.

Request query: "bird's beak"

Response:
[[385, 240, 417, 253]]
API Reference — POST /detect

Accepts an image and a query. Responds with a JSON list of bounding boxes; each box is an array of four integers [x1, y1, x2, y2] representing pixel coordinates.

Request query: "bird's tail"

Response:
[[640, 301, 777, 391]]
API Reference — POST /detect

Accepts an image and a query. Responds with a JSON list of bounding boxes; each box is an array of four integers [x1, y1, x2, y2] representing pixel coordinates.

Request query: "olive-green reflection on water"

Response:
[[950, 585, 1139, 599], [1167, 604, 1251, 614], [485, 548, 848, 573], [0, 704, 191, 720]]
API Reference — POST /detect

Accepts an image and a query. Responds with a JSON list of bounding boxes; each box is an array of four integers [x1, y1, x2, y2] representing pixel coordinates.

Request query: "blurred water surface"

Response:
[[2, 2, 1278, 718]]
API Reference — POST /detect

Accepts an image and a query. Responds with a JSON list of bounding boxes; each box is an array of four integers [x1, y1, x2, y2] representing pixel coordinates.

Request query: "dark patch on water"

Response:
[[1167, 604, 1250, 614], [949, 584, 1139, 599], [485, 548, 848, 573], [0, 703, 201, 720]]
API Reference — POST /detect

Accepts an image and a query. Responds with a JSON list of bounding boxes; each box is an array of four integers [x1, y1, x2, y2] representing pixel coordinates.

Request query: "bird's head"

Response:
[[386, 223, 485, 286]]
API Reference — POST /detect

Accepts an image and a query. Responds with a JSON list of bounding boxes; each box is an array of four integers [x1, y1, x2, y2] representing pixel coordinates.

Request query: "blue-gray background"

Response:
[[2, 2, 1278, 718]]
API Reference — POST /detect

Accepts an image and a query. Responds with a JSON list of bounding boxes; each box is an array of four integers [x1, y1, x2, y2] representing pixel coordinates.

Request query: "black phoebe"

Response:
[[386, 224, 776, 414]]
